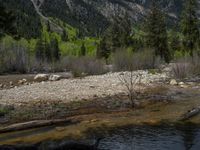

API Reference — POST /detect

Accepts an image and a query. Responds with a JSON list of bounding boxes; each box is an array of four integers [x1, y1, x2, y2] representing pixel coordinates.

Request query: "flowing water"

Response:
[[97, 125, 200, 150], [1, 125, 200, 150]]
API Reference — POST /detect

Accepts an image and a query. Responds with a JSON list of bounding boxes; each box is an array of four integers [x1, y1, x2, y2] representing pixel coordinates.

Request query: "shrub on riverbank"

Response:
[[66, 56, 107, 77], [113, 49, 161, 71], [172, 54, 200, 79]]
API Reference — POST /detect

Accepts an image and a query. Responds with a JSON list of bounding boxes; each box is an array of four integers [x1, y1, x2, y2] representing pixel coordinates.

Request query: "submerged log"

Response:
[[179, 106, 200, 121], [0, 119, 75, 134]]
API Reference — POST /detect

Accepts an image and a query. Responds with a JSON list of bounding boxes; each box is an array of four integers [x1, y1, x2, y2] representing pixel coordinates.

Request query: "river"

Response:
[[0, 125, 200, 150]]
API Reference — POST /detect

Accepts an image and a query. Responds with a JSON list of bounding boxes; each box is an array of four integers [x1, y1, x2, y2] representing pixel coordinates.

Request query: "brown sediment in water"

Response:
[[0, 88, 200, 146]]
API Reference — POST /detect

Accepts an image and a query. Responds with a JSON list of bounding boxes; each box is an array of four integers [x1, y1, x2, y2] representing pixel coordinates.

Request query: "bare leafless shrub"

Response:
[[58, 56, 107, 77], [191, 54, 200, 76], [172, 62, 191, 79], [118, 72, 142, 108], [172, 54, 200, 79], [0, 42, 28, 73], [113, 49, 159, 71]]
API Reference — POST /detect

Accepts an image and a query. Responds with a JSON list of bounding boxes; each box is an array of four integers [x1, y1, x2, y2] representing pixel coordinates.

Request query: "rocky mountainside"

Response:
[[2, 0, 200, 37], [34, 0, 184, 35]]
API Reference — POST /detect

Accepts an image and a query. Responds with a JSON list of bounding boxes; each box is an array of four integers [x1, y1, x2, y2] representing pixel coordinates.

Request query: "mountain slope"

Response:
[[40, 0, 184, 35], [2, 0, 199, 38]]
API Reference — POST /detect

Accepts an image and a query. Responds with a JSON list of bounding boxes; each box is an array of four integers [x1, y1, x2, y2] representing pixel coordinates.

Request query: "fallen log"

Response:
[[0, 119, 76, 134], [179, 106, 200, 121]]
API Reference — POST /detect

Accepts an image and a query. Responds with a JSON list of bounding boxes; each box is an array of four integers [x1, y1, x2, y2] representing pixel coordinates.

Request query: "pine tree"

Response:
[[50, 38, 61, 62], [62, 29, 68, 42], [0, 4, 17, 39], [97, 13, 132, 59], [35, 38, 46, 62], [145, 0, 170, 63], [108, 13, 132, 52], [80, 42, 86, 56], [96, 37, 110, 60], [45, 41, 52, 62], [169, 31, 182, 54], [180, 0, 200, 56], [47, 21, 51, 32]]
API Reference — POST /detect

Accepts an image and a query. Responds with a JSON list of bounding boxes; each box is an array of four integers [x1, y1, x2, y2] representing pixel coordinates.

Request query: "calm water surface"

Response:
[[97, 126, 200, 150], [1, 125, 200, 150]]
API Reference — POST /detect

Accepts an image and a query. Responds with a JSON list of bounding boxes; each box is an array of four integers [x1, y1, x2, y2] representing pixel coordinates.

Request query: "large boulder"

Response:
[[34, 74, 49, 82], [49, 75, 62, 81]]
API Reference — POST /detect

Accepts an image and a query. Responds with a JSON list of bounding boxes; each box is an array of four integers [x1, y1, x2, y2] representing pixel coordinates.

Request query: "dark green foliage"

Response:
[[80, 42, 86, 56], [180, 0, 200, 56], [35, 37, 61, 63], [50, 38, 61, 62], [47, 21, 51, 33], [169, 31, 182, 56], [97, 13, 132, 59], [41, 0, 109, 36], [0, 4, 17, 39], [144, 0, 171, 63], [108, 13, 132, 51], [1, 0, 42, 39], [96, 37, 111, 60], [35, 38, 47, 62], [62, 30, 68, 42]]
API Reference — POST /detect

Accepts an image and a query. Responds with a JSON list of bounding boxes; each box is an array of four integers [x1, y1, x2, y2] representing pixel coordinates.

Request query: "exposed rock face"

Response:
[[32, 0, 186, 34]]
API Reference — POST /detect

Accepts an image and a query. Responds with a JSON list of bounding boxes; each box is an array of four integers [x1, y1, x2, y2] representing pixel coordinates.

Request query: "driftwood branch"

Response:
[[179, 106, 200, 121], [0, 119, 75, 134]]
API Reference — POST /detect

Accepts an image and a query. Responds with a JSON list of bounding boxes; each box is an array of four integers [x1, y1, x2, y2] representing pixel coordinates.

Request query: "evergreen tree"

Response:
[[62, 29, 68, 42], [0, 4, 17, 39], [180, 0, 200, 56], [169, 31, 182, 54], [145, 0, 170, 63], [96, 37, 110, 60], [35, 38, 46, 62], [45, 41, 52, 62], [108, 13, 132, 52], [47, 21, 51, 32], [80, 42, 86, 56], [50, 38, 61, 62], [97, 13, 132, 59]]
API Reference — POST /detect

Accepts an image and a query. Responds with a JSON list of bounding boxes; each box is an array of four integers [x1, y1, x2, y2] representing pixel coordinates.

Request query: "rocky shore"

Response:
[[0, 71, 168, 106]]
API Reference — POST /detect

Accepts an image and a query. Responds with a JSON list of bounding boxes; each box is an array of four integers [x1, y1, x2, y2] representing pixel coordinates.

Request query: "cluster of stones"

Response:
[[169, 79, 189, 88]]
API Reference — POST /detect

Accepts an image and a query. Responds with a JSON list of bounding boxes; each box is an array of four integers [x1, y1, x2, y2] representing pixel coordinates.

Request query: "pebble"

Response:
[[0, 71, 170, 106]]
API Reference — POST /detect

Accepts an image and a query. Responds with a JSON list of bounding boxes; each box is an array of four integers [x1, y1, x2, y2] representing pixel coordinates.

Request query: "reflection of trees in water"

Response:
[[177, 125, 198, 150]]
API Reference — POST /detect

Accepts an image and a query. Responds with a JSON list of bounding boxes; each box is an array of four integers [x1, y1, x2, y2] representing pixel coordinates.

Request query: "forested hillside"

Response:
[[0, 0, 200, 76], [1, 0, 190, 37]]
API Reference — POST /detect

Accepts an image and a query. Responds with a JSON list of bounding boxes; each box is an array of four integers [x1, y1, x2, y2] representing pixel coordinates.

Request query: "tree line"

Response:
[[97, 0, 200, 63]]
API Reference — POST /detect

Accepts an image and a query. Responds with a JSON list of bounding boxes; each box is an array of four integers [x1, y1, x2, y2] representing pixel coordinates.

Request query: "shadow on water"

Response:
[[1, 125, 200, 150]]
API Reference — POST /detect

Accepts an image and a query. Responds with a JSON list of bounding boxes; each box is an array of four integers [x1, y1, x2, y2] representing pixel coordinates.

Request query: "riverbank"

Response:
[[0, 84, 200, 145], [0, 70, 200, 146]]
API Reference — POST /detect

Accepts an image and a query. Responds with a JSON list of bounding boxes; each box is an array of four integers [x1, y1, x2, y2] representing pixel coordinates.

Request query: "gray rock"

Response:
[[178, 82, 185, 85], [9, 81, 13, 86], [170, 79, 178, 85], [49, 75, 62, 81], [18, 79, 27, 85], [34, 74, 49, 82], [59, 72, 73, 79]]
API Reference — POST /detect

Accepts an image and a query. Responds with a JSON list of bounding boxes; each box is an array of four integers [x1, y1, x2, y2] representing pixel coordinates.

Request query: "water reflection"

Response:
[[97, 125, 200, 150], [1, 125, 200, 150]]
